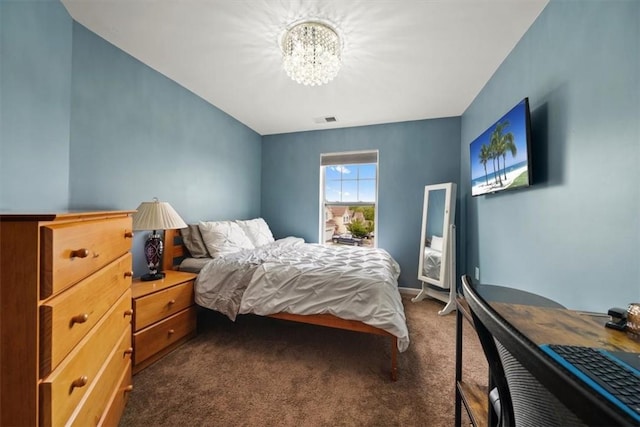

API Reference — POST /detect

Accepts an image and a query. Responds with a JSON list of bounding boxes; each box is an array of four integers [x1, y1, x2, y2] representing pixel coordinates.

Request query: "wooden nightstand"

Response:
[[131, 270, 198, 374]]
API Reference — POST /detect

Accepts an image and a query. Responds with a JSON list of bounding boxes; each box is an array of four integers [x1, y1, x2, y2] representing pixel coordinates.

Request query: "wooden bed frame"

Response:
[[162, 228, 399, 381]]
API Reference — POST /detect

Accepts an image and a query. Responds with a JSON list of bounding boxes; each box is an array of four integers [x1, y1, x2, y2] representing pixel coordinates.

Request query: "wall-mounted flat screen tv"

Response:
[[470, 98, 532, 196]]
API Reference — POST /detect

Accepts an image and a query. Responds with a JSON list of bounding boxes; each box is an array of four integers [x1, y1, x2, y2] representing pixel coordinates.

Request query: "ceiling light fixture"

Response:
[[281, 20, 341, 86]]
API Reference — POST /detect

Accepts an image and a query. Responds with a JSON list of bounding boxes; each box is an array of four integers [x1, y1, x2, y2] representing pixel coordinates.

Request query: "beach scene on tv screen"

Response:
[[470, 100, 530, 196]]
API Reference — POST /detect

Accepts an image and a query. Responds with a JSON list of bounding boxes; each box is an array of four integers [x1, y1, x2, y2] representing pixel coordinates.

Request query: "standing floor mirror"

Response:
[[412, 182, 457, 315]]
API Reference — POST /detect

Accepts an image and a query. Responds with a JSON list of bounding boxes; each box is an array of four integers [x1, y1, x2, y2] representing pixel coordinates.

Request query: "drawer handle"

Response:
[[124, 231, 134, 239], [71, 313, 89, 324], [71, 376, 88, 389], [70, 248, 89, 258], [124, 271, 134, 278], [124, 347, 133, 356], [124, 385, 134, 393], [124, 309, 134, 317], [168, 299, 176, 306], [168, 329, 175, 336]]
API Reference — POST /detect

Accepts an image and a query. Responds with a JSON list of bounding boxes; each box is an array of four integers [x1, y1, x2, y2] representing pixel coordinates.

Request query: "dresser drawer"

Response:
[[66, 327, 132, 427], [96, 361, 133, 427], [134, 306, 197, 365], [133, 280, 194, 330], [40, 291, 132, 427], [40, 253, 132, 376], [41, 217, 134, 298]]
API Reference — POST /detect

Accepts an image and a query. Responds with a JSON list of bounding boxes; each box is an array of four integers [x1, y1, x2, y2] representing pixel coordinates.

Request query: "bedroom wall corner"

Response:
[[68, 22, 262, 276]]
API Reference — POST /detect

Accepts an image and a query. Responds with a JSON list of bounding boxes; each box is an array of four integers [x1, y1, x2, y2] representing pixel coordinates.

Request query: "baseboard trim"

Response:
[[399, 286, 420, 296]]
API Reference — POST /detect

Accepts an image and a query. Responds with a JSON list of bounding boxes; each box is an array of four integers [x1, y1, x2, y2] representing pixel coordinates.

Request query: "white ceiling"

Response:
[[61, 0, 548, 136]]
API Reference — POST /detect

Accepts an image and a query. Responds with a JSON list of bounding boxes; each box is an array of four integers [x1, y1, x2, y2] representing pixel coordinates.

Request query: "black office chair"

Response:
[[461, 274, 635, 427]]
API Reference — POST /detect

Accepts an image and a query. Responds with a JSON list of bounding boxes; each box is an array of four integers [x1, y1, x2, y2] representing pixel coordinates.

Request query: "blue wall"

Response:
[[0, 0, 72, 211], [461, 0, 640, 311], [68, 23, 262, 275], [262, 118, 461, 288]]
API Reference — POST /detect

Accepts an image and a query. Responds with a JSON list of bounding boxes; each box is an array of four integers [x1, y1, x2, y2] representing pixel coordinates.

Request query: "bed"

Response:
[[162, 219, 409, 380]]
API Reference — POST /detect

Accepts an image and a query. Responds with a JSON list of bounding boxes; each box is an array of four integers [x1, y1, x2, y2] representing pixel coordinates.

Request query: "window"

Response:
[[320, 150, 378, 248]]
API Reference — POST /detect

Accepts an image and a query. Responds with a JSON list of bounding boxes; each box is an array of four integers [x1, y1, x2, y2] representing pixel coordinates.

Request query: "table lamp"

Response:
[[132, 198, 187, 281]]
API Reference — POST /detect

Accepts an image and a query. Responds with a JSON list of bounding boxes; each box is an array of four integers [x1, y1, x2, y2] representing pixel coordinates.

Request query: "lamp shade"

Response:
[[132, 198, 187, 231]]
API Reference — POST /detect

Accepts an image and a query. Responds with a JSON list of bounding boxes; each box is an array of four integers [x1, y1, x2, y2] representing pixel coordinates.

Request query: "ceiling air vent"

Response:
[[313, 116, 338, 124]]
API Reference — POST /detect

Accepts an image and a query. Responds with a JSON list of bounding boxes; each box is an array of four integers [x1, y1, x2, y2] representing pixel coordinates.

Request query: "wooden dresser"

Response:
[[0, 211, 135, 426], [132, 270, 198, 373]]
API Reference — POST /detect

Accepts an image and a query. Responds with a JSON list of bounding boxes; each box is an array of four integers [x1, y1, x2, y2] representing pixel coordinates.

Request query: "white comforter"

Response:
[[194, 237, 409, 352]]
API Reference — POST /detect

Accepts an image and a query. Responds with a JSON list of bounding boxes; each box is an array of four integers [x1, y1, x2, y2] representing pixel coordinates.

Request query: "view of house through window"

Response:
[[320, 151, 378, 248]]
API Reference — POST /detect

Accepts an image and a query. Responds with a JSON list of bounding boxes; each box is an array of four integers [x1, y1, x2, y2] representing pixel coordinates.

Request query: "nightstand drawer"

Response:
[[133, 280, 194, 330], [40, 253, 132, 376], [41, 216, 133, 298], [133, 307, 197, 365]]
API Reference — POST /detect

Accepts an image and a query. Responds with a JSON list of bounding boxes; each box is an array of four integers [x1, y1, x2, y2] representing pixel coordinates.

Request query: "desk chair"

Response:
[[461, 275, 633, 427]]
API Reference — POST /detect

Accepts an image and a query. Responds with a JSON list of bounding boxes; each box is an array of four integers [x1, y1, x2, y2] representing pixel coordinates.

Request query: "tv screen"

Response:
[[470, 98, 532, 196]]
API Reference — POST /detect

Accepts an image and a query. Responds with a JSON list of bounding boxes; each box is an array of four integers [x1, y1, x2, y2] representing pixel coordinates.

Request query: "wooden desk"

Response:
[[455, 287, 640, 427], [491, 302, 640, 353]]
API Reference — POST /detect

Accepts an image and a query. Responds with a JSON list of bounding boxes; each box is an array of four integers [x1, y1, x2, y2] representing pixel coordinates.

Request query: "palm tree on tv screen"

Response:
[[490, 121, 517, 184], [478, 144, 490, 185], [489, 133, 503, 186], [493, 121, 517, 181]]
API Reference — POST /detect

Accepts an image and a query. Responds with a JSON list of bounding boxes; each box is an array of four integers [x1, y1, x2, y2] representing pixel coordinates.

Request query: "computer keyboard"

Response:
[[540, 344, 640, 422]]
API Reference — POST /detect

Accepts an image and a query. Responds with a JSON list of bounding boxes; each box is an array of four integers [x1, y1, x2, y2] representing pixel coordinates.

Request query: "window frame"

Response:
[[318, 150, 379, 247]]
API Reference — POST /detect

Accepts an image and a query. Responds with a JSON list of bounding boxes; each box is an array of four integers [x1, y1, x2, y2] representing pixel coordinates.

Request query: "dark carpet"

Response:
[[120, 296, 486, 426]]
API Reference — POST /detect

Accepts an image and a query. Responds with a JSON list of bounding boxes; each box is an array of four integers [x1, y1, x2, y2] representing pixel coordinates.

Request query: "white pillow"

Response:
[[198, 220, 255, 257], [430, 235, 444, 252], [235, 218, 275, 247]]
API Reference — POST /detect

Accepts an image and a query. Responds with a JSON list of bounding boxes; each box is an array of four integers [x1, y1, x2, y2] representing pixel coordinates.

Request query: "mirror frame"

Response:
[[417, 182, 457, 288]]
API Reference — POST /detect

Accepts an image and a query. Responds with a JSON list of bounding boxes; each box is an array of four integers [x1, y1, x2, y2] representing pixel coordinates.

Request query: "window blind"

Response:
[[321, 150, 378, 166]]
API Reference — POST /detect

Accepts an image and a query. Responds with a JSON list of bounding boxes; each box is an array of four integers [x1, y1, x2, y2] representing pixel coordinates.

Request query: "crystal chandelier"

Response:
[[281, 21, 341, 86]]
